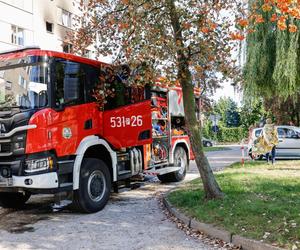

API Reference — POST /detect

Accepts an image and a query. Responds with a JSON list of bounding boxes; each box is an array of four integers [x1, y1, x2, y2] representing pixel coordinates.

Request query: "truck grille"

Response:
[[0, 143, 11, 153]]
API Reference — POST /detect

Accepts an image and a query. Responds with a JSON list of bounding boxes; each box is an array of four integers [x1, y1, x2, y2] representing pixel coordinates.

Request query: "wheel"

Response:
[[249, 150, 263, 160], [158, 146, 188, 183], [72, 158, 111, 213], [205, 141, 213, 147], [0, 192, 31, 208]]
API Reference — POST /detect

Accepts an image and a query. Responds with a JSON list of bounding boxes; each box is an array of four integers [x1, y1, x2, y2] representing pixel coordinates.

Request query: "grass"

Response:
[[203, 146, 230, 152], [167, 160, 300, 249]]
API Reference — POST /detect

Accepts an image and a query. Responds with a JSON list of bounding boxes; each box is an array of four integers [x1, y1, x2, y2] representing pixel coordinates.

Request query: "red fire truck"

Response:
[[0, 47, 200, 213]]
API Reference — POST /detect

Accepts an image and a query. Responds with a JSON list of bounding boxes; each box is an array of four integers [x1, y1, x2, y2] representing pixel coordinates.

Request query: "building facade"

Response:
[[0, 0, 93, 58]]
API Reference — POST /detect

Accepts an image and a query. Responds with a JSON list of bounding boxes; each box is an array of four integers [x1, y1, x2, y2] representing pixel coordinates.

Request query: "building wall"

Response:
[[0, 0, 94, 58], [0, 0, 34, 50]]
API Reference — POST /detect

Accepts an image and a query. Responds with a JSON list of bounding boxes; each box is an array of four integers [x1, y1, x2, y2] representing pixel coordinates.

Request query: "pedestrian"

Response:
[[262, 118, 279, 165]]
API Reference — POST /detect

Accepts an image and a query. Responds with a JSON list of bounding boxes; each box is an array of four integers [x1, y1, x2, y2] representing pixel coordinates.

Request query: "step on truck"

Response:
[[0, 47, 201, 213]]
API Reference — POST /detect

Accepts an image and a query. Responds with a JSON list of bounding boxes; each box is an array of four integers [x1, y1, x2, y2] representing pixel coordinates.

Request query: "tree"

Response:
[[241, 0, 300, 124], [239, 99, 265, 128], [214, 97, 240, 127], [243, 0, 300, 98], [72, 0, 242, 199]]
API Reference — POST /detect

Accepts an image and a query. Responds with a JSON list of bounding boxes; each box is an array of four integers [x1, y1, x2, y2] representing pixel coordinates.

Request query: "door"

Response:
[[276, 127, 300, 157]]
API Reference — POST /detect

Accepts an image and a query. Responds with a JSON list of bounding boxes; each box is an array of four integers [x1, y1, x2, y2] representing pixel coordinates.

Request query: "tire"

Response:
[[0, 192, 31, 208], [205, 141, 213, 147], [72, 158, 111, 213], [158, 146, 188, 183], [249, 150, 263, 160]]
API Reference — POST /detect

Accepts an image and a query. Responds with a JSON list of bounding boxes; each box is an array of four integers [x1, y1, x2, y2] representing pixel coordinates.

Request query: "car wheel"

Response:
[[249, 150, 263, 160], [72, 158, 111, 213], [205, 141, 213, 147], [0, 192, 31, 208]]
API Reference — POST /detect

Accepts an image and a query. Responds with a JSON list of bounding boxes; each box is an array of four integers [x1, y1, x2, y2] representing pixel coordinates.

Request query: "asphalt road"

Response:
[[0, 145, 242, 250]]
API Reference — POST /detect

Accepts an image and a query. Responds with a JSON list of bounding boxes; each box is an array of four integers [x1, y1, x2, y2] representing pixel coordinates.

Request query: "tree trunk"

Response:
[[167, 0, 224, 199], [180, 67, 224, 199]]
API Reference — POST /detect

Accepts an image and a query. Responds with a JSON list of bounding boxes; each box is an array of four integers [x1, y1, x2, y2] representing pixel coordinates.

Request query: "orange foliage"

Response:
[[230, 32, 245, 41], [262, 3, 272, 12], [201, 27, 210, 33], [277, 16, 287, 30], [289, 24, 298, 32], [238, 19, 249, 27], [235, 0, 300, 38], [255, 14, 265, 24], [270, 13, 278, 22]]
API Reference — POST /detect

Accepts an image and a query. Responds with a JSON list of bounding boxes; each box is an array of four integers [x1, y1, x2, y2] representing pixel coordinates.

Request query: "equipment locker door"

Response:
[[103, 100, 152, 149]]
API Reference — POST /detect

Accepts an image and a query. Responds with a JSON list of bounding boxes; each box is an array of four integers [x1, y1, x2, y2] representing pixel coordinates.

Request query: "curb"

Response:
[[162, 194, 284, 250]]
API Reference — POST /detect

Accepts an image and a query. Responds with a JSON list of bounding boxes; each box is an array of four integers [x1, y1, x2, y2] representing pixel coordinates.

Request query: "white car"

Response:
[[248, 125, 300, 159]]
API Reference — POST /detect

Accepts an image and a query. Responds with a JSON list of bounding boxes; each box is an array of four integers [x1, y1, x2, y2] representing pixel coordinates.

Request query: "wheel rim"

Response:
[[175, 149, 186, 175], [87, 170, 106, 202]]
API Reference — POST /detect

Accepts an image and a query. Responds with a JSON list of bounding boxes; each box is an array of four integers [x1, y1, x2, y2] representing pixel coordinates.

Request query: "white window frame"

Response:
[[11, 25, 25, 46], [60, 8, 72, 28], [62, 43, 73, 53]]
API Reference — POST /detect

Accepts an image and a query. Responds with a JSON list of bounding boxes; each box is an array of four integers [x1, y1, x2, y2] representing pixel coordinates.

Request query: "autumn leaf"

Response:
[[262, 3, 272, 12], [289, 24, 298, 32], [201, 27, 210, 33], [270, 14, 277, 22], [238, 19, 249, 27]]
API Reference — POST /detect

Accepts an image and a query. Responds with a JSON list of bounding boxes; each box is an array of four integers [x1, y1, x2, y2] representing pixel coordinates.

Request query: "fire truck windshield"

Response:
[[0, 61, 48, 110]]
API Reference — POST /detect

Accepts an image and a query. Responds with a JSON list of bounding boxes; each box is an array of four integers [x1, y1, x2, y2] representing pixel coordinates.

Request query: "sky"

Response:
[[212, 81, 242, 105]]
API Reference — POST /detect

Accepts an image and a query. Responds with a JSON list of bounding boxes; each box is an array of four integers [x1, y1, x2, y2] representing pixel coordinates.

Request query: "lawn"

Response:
[[203, 146, 230, 152], [167, 160, 300, 249]]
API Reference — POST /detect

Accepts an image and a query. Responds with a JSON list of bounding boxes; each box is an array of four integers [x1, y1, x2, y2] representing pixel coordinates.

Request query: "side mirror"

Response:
[[38, 91, 48, 107]]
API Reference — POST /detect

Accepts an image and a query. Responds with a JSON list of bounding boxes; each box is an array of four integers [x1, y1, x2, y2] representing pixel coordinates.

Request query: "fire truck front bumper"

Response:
[[0, 172, 59, 190]]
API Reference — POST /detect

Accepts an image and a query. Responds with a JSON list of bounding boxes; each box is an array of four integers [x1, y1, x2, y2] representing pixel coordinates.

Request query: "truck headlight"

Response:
[[25, 157, 53, 173]]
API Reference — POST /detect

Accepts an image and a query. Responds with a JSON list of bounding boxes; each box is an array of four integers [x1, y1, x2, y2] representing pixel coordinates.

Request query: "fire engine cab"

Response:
[[0, 47, 200, 213]]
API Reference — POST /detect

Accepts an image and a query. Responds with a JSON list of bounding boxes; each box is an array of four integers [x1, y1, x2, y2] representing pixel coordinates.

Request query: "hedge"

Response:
[[203, 124, 248, 143]]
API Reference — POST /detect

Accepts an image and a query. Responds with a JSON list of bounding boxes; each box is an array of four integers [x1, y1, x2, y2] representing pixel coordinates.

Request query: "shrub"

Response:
[[202, 123, 247, 143]]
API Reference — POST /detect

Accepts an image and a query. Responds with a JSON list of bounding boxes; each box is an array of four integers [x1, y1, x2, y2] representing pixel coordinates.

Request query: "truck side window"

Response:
[[54, 59, 84, 107], [84, 64, 100, 103]]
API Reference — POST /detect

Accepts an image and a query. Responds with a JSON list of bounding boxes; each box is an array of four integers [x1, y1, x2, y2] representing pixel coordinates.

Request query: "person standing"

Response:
[[262, 118, 279, 165]]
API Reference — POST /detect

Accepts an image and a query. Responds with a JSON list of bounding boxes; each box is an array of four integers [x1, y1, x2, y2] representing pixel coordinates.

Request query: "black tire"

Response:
[[158, 146, 188, 183], [72, 158, 111, 213], [249, 150, 263, 160], [0, 192, 31, 208], [205, 141, 213, 147]]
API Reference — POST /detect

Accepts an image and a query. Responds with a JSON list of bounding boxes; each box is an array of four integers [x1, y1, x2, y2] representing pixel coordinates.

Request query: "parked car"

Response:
[[248, 125, 300, 159], [202, 137, 214, 147]]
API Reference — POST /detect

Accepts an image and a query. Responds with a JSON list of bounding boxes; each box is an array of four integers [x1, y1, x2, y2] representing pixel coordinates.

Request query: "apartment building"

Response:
[[0, 0, 93, 58]]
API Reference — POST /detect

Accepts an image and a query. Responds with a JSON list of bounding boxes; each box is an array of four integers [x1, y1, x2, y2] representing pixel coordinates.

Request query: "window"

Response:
[[18, 76, 26, 88], [54, 59, 84, 107], [0, 59, 48, 110], [11, 25, 24, 45], [62, 43, 73, 53], [277, 128, 297, 138], [5, 81, 12, 91], [46, 22, 53, 33], [61, 9, 72, 28], [285, 129, 296, 138], [83, 50, 92, 59], [277, 128, 285, 138], [255, 129, 262, 138], [84, 65, 100, 103]]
